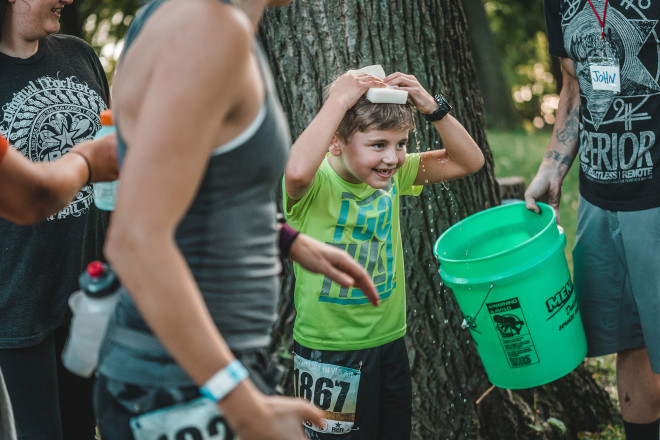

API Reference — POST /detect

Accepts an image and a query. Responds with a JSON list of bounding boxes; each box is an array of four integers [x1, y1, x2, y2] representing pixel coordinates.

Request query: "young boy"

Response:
[[283, 68, 484, 439]]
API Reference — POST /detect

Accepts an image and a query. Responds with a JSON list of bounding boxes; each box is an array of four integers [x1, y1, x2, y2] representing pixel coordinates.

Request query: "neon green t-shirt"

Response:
[[284, 153, 422, 350]]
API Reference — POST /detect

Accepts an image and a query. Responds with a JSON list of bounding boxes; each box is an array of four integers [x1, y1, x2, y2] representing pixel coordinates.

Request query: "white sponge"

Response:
[[366, 87, 408, 104], [352, 64, 386, 80], [348, 64, 408, 104]]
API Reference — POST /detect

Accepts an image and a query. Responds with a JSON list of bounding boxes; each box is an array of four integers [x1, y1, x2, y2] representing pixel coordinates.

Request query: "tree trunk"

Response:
[[60, 2, 83, 38], [259, 1, 618, 438], [461, 0, 517, 129]]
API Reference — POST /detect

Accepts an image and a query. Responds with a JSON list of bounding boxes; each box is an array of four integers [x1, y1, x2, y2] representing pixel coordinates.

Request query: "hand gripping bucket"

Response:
[[433, 202, 587, 389]]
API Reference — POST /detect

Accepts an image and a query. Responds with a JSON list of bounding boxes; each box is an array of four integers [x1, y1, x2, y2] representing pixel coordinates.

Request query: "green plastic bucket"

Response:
[[433, 202, 587, 389]]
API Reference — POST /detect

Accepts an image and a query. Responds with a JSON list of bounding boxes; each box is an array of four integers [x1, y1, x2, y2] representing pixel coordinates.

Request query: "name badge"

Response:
[[130, 397, 234, 440], [589, 56, 620, 93], [293, 354, 361, 435]]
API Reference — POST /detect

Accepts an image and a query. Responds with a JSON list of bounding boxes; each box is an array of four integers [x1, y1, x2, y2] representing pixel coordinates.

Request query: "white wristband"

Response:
[[199, 359, 249, 402]]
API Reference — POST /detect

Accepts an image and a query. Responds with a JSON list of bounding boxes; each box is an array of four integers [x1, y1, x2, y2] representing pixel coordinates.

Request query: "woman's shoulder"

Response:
[[45, 34, 98, 59], [132, 0, 252, 69], [157, 0, 252, 42], [47, 33, 93, 50], [40, 34, 100, 67]]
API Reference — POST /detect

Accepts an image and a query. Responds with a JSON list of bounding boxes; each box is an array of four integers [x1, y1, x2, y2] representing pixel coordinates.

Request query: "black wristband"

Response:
[[279, 223, 300, 259], [423, 94, 452, 122]]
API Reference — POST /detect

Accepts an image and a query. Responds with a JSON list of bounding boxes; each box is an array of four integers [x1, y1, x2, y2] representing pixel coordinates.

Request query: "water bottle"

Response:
[[93, 109, 118, 210], [62, 261, 120, 378]]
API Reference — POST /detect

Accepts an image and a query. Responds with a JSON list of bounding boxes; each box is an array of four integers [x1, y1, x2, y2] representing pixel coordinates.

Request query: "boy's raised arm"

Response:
[[384, 73, 484, 185], [284, 73, 384, 201], [416, 114, 484, 184]]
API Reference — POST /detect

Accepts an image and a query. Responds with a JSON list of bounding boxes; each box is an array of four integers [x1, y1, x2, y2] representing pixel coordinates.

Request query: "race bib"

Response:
[[130, 397, 235, 440], [293, 354, 361, 435], [588, 56, 620, 93]]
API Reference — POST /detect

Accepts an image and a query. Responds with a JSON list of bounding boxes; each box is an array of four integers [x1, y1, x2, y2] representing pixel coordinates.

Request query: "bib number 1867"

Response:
[[293, 354, 361, 435]]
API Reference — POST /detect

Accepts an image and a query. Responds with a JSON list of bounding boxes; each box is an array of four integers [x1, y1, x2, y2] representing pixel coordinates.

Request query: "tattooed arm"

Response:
[[525, 57, 580, 220]]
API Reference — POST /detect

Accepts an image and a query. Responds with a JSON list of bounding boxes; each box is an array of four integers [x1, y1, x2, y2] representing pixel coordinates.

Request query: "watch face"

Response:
[[436, 94, 451, 111]]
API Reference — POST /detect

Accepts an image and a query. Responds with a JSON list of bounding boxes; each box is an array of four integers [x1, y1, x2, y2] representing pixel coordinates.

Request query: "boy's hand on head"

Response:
[[384, 73, 437, 114], [328, 72, 385, 111]]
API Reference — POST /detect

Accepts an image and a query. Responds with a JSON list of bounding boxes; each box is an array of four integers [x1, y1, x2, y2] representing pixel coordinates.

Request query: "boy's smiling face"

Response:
[[329, 127, 409, 188]]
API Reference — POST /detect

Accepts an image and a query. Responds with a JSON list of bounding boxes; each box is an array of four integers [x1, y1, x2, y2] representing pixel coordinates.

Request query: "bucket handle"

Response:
[[461, 282, 494, 330]]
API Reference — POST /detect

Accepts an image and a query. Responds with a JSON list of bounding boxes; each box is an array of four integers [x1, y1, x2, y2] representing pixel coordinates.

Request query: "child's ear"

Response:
[[329, 135, 342, 156]]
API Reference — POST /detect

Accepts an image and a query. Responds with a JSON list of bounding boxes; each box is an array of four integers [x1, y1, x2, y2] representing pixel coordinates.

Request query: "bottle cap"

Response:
[[99, 109, 113, 126], [79, 260, 120, 298], [87, 261, 105, 278]]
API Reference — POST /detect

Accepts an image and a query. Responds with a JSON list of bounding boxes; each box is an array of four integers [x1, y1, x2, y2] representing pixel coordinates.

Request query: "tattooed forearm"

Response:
[[548, 101, 579, 167], [556, 105, 579, 146], [545, 150, 573, 167]]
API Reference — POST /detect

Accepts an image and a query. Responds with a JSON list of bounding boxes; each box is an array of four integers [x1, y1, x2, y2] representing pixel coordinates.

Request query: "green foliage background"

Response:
[[483, 0, 560, 129], [62, 1, 140, 83], [67, 1, 559, 128]]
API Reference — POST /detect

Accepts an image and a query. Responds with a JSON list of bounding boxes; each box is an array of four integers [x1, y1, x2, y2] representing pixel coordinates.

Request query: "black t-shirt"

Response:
[[545, 0, 660, 211], [0, 34, 110, 348]]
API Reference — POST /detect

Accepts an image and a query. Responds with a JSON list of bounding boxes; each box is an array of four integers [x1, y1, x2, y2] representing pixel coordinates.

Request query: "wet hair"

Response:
[[335, 95, 415, 143], [0, 1, 7, 42]]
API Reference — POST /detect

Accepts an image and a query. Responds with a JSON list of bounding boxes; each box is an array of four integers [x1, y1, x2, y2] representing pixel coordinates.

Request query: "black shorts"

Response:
[[294, 337, 412, 440]]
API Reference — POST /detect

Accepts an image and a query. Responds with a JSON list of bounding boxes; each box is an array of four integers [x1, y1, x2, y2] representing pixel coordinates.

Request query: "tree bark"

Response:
[[497, 176, 526, 201], [260, 1, 617, 439]]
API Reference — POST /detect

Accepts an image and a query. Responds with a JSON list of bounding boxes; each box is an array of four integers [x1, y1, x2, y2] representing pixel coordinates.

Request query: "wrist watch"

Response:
[[423, 94, 452, 122]]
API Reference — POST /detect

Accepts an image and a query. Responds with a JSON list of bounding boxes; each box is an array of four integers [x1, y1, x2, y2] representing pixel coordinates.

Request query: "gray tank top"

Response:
[[99, 0, 290, 386]]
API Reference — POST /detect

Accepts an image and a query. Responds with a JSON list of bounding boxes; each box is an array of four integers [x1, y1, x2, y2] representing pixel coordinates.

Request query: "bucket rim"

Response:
[[433, 201, 556, 264], [438, 229, 566, 287]]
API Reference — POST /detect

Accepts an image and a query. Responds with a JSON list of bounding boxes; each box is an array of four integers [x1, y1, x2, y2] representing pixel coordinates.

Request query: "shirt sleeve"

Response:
[[83, 42, 111, 107], [397, 152, 423, 196], [544, 0, 568, 58], [282, 168, 323, 228]]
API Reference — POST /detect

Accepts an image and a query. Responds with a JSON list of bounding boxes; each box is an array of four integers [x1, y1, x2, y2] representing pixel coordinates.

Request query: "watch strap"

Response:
[[423, 94, 452, 122]]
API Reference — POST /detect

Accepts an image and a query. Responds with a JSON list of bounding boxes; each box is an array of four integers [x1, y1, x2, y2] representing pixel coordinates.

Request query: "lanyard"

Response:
[[587, 0, 609, 40]]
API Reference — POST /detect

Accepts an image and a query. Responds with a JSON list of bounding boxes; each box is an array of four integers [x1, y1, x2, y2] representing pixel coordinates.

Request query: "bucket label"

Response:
[[544, 279, 580, 331], [487, 297, 540, 368]]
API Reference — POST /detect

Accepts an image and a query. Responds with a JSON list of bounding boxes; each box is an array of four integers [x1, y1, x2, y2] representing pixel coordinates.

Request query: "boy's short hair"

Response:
[[335, 96, 415, 143]]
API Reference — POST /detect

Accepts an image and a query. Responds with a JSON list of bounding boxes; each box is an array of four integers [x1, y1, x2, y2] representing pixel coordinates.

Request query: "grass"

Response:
[[487, 127, 623, 440]]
